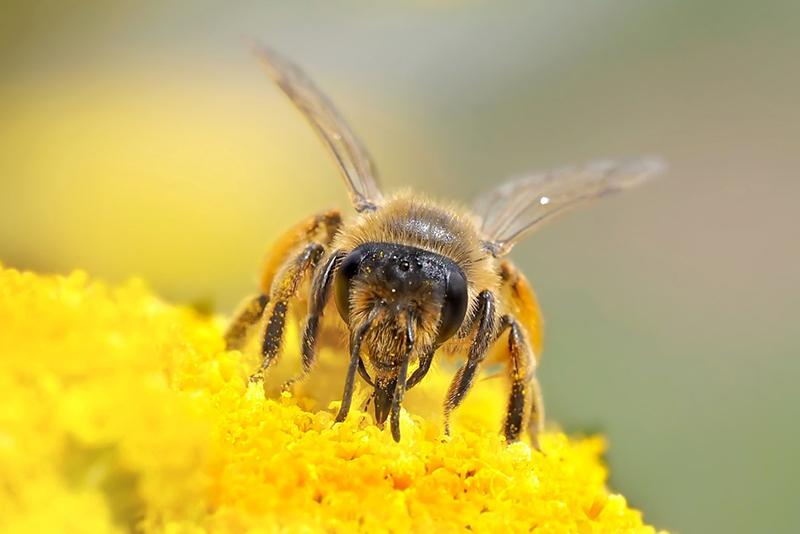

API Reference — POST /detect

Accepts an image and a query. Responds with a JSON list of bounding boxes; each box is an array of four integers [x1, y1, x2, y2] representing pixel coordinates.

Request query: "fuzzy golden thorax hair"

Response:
[[332, 191, 501, 337]]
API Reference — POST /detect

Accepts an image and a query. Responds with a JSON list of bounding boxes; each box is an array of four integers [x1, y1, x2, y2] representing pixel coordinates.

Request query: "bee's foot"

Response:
[[333, 408, 349, 425], [248, 371, 264, 384], [281, 372, 306, 392], [441, 422, 452, 443]]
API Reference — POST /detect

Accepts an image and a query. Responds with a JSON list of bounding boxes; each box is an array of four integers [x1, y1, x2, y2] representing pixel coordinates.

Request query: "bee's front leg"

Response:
[[406, 344, 438, 390], [335, 305, 381, 423], [280, 249, 345, 389], [443, 290, 496, 436]]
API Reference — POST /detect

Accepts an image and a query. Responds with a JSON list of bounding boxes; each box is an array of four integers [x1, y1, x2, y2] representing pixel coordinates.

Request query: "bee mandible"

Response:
[[225, 46, 664, 447]]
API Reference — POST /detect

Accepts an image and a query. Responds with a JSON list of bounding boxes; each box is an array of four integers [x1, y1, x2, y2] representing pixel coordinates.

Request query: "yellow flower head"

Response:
[[0, 266, 664, 533]]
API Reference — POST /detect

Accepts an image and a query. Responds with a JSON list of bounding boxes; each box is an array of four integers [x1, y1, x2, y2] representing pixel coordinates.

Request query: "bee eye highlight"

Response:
[[437, 268, 468, 344], [334, 250, 364, 323]]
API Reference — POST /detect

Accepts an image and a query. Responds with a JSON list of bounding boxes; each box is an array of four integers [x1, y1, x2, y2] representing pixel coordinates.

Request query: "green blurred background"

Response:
[[2, 2, 798, 532]]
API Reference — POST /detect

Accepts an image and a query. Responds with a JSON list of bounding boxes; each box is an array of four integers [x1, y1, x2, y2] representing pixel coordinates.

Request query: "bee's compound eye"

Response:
[[334, 249, 364, 323], [437, 267, 468, 344]]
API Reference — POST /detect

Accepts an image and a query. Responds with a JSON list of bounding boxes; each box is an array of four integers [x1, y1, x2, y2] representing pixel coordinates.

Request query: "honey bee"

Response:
[[226, 46, 664, 447]]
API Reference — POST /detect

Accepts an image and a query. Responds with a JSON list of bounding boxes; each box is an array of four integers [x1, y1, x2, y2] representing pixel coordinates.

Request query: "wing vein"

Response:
[[252, 44, 384, 212], [473, 158, 665, 255]]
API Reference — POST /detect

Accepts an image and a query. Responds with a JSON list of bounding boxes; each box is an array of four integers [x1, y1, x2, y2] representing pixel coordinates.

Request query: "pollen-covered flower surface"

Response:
[[0, 266, 665, 533]]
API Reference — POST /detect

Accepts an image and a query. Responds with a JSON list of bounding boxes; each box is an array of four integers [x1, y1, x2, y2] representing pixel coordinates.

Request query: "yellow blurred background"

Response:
[[2, 2, 798, 533]]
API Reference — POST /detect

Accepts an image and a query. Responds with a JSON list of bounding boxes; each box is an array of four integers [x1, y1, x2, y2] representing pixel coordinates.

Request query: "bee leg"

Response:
[[282, 250, 346, 390], [357, 357, 375, 386], [496, 314, 544, 448], [227, 209, 340, 353], [528, 373, 544, 447], [224, 294, 269, 351], [443, 290, 496, 436], [496, 261, 545, 447], [255, 242, 326, 380], [335, 306, 380, 423], [258, 210, 341, 294], [406, 344, 438, 390], [362, 389, 376, 412]]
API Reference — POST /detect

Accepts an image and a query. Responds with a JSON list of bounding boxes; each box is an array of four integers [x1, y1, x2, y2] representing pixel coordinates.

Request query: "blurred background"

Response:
[[2, 1, 798, 532]]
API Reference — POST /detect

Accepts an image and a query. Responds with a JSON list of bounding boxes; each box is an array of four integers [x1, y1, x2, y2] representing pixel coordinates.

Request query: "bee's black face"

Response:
[[334, 243, 468, 345]]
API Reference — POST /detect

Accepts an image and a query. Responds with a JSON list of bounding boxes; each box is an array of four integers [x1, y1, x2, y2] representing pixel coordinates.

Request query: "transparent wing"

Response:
[[474, 158, 665, 256], [252, 44, 384, 212]]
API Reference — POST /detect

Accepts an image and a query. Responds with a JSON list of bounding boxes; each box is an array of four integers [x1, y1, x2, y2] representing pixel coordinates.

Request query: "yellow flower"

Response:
[[0, 265, 665, 533]]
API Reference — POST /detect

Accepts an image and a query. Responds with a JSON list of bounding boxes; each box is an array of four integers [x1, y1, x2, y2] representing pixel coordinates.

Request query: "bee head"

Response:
[[333, 243, 468, 430], [334, 243, 468, 353]]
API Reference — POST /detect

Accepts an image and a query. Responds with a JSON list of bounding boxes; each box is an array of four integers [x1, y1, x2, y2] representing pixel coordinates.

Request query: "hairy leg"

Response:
[[406, 344, 437, 390], [259, 210, 341, 294], [280, 250, 346, 389], [496, 314, 544, 448], [335, 305, 381, 423], [496, 261, 545, 447], [442, 290, 496, 435], [257, 242, 325, 377], [224, 210, 341, 352], [224, 294, 269, 350]]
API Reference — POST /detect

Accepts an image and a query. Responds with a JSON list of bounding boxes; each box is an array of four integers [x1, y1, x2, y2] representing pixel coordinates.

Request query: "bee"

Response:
[[225, 46, 664, 447]]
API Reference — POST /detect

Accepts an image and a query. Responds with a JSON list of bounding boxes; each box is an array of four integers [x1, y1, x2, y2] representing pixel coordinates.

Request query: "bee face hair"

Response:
[[334, 243, 468, 370]]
